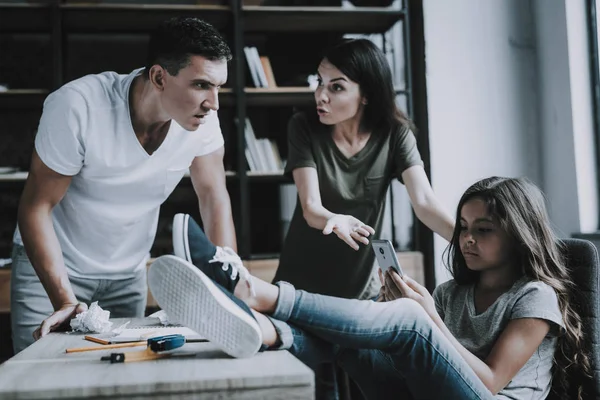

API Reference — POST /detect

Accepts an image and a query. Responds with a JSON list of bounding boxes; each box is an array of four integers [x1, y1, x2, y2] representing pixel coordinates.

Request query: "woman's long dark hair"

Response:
[[443, 177, 591, 399], [313, 38, 413, 133]]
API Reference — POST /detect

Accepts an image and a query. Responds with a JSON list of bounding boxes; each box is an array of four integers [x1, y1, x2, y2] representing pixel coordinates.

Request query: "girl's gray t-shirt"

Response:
[[433, 277, 564, 400]]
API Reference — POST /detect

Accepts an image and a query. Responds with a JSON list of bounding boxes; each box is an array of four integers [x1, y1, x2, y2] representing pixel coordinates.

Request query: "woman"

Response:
[[274, 38, 454, 300]]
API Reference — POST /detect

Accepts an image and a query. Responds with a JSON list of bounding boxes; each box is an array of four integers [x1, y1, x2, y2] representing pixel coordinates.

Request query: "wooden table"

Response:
[[0, 318, 314, 399]]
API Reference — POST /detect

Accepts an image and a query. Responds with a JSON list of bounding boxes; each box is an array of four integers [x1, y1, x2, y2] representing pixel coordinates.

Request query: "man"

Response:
[[11, 16, 236, 353]]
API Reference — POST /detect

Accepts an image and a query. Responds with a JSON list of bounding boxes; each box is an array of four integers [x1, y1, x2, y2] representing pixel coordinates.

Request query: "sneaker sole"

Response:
[[172, 213, 191, 262], [148, 255, 262, 358]]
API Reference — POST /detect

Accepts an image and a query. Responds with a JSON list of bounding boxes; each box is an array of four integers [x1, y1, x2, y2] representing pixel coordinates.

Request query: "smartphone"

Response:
[[371, 239, 404, 276]]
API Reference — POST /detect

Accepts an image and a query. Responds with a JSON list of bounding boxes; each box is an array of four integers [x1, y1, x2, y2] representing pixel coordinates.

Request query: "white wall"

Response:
[[533, 0, 598, 235], [422, 0, 600, 284], [423, 0, 541, 282]]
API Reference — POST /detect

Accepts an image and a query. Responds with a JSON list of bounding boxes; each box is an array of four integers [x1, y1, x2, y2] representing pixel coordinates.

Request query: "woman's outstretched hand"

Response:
[[322, 214, 375, 250], [383, 269, 438, 319]]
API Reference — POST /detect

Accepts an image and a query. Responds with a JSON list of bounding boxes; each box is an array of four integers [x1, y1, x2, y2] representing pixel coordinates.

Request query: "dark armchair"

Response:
[[549, 238, 600, 399]]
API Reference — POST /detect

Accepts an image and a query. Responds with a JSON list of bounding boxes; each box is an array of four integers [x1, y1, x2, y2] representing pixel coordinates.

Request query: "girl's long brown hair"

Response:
[[443, 177, 591, 399]]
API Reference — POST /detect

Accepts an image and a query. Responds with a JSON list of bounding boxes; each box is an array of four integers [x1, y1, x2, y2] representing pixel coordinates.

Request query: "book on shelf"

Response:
[[243, 46, 263, 88], [245, 148, 258, 172], [244, 117, 267, 171], [244, 118, 283, 174], [250, 47, 269, 88], [243, 46, 276, 88], [279, 183, 297, 241], [259, 56, 277, 88]]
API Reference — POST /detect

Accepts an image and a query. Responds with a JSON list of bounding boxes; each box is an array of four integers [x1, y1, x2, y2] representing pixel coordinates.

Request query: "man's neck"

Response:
[[128, 76, 171, 154], [129, 75, 170, 137]]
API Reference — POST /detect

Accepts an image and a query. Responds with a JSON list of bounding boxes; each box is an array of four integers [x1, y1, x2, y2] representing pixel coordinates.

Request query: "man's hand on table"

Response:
[[33, 302, 88, 340]]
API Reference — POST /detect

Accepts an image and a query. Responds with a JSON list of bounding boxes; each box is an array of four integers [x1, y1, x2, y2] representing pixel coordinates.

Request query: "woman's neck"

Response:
[[332, 118, 369, 146]]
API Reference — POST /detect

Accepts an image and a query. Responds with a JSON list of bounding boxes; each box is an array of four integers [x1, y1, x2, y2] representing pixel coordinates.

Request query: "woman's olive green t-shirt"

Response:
[[273, 112, 423, 298]]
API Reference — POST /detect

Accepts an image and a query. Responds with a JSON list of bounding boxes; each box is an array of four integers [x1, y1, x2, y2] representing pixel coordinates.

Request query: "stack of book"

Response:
[[244, 118, 283, 173], [243, 46, 277, 88]]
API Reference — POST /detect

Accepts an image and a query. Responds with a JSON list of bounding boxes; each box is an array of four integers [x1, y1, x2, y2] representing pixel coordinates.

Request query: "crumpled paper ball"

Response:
[[70, 301, 113, 333]]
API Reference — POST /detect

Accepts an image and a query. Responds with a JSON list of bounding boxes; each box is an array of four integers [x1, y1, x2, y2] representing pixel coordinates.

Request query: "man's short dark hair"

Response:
[[145, 17, 232, 78]]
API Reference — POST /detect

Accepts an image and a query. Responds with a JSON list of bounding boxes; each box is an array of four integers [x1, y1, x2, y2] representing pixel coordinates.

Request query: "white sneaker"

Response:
[[148, 255, 262, 358]]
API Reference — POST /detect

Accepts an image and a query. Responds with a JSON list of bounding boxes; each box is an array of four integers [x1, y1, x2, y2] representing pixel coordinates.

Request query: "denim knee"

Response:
[[385, 298, 435, 332]]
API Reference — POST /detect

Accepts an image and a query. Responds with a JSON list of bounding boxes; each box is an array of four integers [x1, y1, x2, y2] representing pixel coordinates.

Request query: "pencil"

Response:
[[84, 335, 111, 345], [65, 341, 147, 353]]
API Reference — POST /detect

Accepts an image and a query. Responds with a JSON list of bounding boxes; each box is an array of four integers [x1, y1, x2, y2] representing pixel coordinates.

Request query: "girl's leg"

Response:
[[337, 348, 414, 400], [262, 312, 412, 400], [255, 310, 341, 399], [268, 281, 494, 400]]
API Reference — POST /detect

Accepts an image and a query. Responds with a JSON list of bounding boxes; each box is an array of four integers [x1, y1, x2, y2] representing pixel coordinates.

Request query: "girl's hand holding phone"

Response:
[[383, 269, 438, 320]]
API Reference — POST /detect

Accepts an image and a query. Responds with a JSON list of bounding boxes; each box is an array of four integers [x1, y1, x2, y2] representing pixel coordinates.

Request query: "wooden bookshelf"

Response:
[[0, 0, 426, 263]]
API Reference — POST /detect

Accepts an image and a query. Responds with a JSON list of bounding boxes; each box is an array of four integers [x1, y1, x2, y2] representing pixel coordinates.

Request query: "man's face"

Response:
[[161, 55, 228, 131]]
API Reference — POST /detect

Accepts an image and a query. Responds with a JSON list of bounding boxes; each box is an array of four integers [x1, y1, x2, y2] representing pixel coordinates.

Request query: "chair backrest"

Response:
[[550, 238, 600, 399]]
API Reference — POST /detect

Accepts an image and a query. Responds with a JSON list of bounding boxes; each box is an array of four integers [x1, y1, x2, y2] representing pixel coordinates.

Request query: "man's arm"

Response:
[[19, 150, 87, 339], [189, 146, 237, 250]]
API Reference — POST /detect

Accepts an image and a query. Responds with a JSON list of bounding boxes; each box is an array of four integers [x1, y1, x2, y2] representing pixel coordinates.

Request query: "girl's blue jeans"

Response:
[[267, 281, 494, 400]]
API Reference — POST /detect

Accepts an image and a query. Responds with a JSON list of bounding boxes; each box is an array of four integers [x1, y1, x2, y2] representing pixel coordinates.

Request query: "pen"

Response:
[[101, 349, 173, 363]]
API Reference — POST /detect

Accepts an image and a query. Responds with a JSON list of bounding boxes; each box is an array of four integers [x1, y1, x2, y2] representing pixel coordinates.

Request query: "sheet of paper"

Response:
[[87, 326, 205, 344]]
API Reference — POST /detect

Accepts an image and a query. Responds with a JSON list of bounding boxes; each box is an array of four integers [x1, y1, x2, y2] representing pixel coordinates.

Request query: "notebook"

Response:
[[84, 322, 206, 344]]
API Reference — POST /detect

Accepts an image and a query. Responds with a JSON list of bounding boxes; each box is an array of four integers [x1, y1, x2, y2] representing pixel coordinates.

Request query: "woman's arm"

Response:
[[292, 167, 334, 230], [401, 165, 454, 241], [293, 167, 375, 250]]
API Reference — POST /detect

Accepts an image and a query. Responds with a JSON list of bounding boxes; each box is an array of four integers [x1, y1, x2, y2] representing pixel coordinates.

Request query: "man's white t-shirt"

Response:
[[13, 68, 224, 279]]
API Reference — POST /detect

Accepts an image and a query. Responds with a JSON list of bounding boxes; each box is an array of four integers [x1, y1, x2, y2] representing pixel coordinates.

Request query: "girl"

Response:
[[149, 177, 590, 399], [275, 38, 454, 300]]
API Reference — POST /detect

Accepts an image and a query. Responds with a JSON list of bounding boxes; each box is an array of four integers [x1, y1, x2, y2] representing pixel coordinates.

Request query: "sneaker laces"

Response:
[[209, 246, 255, 297]]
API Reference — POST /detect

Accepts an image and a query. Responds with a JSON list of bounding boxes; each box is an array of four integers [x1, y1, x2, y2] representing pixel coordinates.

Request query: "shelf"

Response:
[[241, 87, 408, 107], [246, 252, 280, 260], [246, 171, 290, 183], [243, 6, 404, 33], [183, 171, 290, 183], [245, 87, 314, 107], [0, 3, 52, 33], [0, 172, 27, 182], [0, 87, 407, 110], [0, 88, 405, 110], [218, 87, 315, 107], [0, 171, 288, 183], [0, 89, 48, 109], [60, 4, 231, 33]]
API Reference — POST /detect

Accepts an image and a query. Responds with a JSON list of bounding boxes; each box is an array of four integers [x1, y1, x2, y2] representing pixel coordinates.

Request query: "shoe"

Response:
[[172, 213, 254, 295], [148, 254, 262, 358]]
